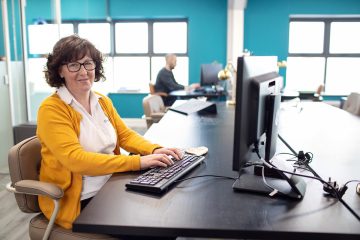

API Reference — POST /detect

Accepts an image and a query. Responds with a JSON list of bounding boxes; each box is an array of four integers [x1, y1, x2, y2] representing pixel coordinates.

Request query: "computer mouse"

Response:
[[185, 146, 208, 156], [356, 183, 360, 195]]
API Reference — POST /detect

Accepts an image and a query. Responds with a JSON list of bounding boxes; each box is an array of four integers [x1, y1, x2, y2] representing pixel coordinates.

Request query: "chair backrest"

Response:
[[343, 92, 360, 116], [149, 83, 168, 97], [149, 83, 156, 94], [8, 136, 42, 213], [142, 95, 166, 128], [313, 84, 324, 102]]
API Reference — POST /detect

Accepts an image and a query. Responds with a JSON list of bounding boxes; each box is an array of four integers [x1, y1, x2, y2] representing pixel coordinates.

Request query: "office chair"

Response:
[[148, 83, 168, 97], [6, 136, 117, 240], [142, 95, 168, 128], [342, 92, 360, 116]]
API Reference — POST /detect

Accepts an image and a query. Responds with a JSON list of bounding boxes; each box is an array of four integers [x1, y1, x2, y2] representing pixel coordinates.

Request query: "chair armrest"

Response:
[[151, 112, 165, 123], [14, 180, 64, 200]]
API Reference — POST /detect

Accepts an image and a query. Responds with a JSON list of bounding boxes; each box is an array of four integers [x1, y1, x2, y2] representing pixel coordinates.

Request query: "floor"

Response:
[[0, 118, 148, 240]]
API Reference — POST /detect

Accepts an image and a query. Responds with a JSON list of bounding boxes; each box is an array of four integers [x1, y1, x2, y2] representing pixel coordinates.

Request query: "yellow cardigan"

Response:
[[37, 92, 161, 229]]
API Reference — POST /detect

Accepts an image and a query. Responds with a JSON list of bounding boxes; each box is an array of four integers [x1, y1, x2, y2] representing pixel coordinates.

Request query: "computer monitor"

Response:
[[232, 56, 278, 171], [232, 56, 306, 199], [200, 63, 223, 87]]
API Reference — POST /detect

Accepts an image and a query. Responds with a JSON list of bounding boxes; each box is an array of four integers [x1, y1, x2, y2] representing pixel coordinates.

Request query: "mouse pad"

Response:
[[185, 146, 208, 156]]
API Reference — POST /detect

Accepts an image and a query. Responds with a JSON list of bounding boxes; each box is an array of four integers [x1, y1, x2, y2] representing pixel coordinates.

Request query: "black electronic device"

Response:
[[126, 154, 205, 193], [169, 99, 217, 115], [200, 63, 223, 87], [232, 56, 306, 199]]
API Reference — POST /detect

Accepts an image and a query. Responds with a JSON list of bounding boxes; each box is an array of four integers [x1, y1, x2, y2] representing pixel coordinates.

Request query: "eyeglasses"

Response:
[[64, 60, 96, 72]]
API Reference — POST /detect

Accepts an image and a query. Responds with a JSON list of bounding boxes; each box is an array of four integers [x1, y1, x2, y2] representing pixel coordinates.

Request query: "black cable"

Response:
[[251, 161, 341, 196], [338, 198, 360, 222], [278, 134, 320, 178], [278, 134, 297, 155], [254, 145, 360, 221], [344, 179, 360, 186]]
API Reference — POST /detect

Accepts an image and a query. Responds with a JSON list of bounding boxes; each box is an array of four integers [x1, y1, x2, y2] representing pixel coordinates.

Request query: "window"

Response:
[[286, 16, 360, 95], [27, 19, 188, 94], [78, 23, 111, 54], [28, 23, 74, 55], [113, 57, 150, 91], [114, 20, 188, 91], [153, 22, 187, 53], [288, 22, 324, 54], [115, 22, 148, 53]]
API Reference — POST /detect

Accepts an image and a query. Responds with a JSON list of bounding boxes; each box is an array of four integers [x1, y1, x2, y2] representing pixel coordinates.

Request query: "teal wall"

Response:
[[0, 0, 21, 60], [244, 0, 360, 80], [109, 0, 227, 83], [108, 93, 147, 118], [3, 0, 360, 116], [23, 0, 227, 85], [21, 0, 227, 117], [0, 3, 3, 56]]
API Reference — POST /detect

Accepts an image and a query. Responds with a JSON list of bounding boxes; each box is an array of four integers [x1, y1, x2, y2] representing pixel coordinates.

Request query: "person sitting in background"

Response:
[[155, 53, 200, 105], [37, 35, 183, 230]]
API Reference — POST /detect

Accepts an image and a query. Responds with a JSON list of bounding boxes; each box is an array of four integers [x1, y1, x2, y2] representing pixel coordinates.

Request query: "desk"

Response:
[[169, 89, 226, 100], [74, 102, 360, 239], [280, 89, 299, 101]]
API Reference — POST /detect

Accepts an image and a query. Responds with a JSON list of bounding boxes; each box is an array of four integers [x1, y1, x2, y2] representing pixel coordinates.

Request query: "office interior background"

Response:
[[0, 0, 359, 171]]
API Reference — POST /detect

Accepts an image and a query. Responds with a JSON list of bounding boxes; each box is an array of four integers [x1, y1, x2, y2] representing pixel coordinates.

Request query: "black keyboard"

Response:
[[125, 154, 205, 193]]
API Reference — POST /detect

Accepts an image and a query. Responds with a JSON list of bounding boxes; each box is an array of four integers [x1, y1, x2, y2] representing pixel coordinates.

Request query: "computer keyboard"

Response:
[[125, 154, 205, 193]]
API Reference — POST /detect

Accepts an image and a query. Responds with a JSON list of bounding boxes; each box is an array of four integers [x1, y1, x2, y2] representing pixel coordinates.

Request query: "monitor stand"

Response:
[[233, 94, 306, 200], [232, 165, 306, 200]]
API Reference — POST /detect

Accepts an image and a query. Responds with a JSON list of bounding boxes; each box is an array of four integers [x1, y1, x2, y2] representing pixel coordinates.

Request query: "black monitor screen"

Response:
[[232, 56, 307, 199], [232, 56, 279, 171], [200, 63, 223, 86]]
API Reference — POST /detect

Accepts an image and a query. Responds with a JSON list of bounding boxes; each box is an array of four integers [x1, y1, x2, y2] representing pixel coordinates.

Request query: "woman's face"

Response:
[[59, 55, 95, 96]]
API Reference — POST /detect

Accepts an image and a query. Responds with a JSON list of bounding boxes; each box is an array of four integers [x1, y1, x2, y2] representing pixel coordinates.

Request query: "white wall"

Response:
[[0, 62, 14, 171], [0, 61, 28, 171]]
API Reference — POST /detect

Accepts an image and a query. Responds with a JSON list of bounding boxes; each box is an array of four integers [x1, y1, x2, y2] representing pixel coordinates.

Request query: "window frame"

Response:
[[113, 18, 189, 58], [27, 18, 189, 87], [288, 15, 360, 94]]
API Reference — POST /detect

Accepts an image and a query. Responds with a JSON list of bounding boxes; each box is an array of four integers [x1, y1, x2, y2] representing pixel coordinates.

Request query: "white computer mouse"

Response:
[[185, 146, 208, 156]]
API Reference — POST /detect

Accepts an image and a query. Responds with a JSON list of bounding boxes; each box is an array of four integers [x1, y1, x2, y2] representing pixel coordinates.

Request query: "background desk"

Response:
[[169, 89, 226, 100], [74, 102, 360, 239]]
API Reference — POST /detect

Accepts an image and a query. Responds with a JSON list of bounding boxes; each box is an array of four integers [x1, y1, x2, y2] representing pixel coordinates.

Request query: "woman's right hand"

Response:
[[140, 154, 174, 170]]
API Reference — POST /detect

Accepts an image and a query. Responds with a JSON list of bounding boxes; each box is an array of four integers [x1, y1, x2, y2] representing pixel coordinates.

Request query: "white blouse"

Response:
[[57, 86, 117, 200]]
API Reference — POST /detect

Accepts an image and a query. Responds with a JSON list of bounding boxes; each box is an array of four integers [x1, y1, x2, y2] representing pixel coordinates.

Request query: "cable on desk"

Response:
[[277, 135, 360, 221], [253, 146, 360, 222]]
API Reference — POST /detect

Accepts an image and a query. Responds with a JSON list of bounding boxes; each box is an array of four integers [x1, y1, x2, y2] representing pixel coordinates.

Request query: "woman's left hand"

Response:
[[153, 147, 183, 161]]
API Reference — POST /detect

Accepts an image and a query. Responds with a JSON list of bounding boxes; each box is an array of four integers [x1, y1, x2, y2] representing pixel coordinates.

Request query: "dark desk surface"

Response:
[[74, 102, 360, 239]]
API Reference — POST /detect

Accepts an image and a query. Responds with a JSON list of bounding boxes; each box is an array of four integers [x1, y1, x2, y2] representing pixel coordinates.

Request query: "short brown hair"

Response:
[[44, 34, 105, 88]]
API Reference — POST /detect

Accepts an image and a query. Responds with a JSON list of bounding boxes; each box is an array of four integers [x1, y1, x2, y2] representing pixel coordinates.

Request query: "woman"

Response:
[[37, 35, 182, 229]]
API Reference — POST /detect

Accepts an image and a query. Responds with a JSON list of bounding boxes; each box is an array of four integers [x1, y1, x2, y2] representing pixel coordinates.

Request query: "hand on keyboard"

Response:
[[140, 147, 183, 170], [127, 153, 206, 193], [153, 147, 183, 160]]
